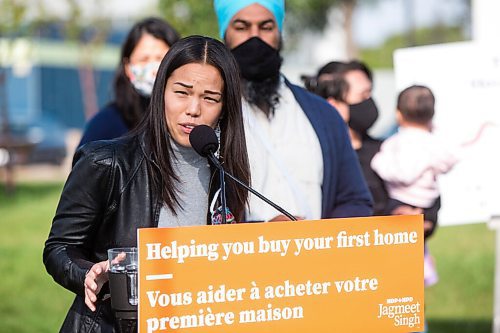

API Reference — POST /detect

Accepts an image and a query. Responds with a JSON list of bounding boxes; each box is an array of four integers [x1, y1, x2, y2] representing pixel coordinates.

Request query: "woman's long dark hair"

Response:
[[114, 17, 180, 128], [136, 35, 250, 221]]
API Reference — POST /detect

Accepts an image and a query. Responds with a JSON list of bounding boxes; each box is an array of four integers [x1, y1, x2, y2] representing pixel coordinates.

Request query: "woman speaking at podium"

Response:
[[43, 35, 250, 333]]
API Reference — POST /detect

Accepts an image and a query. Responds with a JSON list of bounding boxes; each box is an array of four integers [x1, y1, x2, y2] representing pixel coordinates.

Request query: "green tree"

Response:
[[0, 0, 29, 134], [0, 0, 40, 193], [287, 0, 366, 57], [158, 0, 376, 57], [158, 0, 346, 39], [360, 24, 468, 69], [158, 0, 219, 38], [59, 0, 111, 120], [0, 0, 112, 126]]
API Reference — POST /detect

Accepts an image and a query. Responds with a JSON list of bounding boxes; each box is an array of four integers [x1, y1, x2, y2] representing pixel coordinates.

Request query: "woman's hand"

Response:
[[84, 260, 110, 311], [84, 252, 127, 311]]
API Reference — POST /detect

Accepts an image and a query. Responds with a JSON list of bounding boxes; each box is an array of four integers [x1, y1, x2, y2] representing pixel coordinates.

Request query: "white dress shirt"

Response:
[[243, 80, 323, 221]]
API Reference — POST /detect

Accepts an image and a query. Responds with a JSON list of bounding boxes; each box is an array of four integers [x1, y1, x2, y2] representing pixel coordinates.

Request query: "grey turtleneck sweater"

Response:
[[158, 140, 211, 227]]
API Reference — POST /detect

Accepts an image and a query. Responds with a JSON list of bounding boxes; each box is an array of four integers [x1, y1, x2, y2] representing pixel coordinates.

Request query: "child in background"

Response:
[[371, 85, 487, 287]]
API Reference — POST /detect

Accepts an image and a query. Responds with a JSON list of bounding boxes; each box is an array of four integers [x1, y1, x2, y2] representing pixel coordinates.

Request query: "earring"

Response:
[[214, 121, 221, 158]]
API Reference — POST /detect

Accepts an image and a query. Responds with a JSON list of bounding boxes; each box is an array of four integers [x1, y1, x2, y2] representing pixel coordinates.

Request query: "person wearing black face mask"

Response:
[[344, 61, 432, 217], [303, 60, 389, 216], [347, 96, 389, 216], [213, 0, 373, 222], [304, 60, 434, 218], [230, 36, 282, 117]]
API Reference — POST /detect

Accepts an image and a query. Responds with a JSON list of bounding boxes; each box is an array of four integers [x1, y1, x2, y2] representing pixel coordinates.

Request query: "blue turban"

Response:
[[214, 0, 285, 39]]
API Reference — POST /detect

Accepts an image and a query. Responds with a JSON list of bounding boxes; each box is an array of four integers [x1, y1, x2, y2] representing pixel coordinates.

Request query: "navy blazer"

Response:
[[285, 79, 373, 218]]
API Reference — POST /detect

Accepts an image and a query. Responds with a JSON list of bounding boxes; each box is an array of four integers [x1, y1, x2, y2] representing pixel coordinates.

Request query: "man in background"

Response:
[[214, 0, 373, 221]]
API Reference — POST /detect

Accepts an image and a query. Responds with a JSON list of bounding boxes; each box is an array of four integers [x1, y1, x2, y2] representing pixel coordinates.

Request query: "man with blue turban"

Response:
[[214, 0, 373, 221]]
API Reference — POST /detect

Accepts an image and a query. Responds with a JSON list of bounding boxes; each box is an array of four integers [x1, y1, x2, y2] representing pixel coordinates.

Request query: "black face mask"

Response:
[[348, 97, 379, 135], [231, 37, 282, 82]]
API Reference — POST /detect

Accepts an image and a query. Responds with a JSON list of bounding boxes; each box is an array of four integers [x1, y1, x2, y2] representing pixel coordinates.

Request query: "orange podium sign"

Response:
[[137, 215, 424, 333]]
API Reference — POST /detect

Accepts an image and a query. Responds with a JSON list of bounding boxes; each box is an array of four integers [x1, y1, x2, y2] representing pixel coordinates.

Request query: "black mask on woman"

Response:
[[231, 37, 282, 82], [348, 97, 379, 135]]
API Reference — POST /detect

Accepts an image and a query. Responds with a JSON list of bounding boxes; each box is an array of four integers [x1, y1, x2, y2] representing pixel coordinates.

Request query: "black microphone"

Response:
[[189, 125, 297, 222], [189, 125, 218, 158], [190, 125, 228, 224]]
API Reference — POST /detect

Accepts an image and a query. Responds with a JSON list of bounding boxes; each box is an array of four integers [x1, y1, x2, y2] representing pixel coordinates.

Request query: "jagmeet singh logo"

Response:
[[377, 297, 422, 329]]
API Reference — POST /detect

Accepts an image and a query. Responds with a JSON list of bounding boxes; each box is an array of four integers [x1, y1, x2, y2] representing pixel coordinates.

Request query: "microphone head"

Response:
[[189, 125, 219, 157]]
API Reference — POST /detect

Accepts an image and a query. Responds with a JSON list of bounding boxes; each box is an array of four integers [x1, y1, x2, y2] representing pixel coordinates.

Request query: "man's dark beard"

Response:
[[242, 74, 281, 119]]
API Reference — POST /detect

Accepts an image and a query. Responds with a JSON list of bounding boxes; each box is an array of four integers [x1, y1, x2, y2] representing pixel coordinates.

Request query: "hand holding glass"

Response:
[[108, 247, 138, 320]]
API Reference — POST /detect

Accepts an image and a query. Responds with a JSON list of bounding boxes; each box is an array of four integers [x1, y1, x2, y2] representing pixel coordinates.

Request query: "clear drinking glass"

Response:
[[108, 247, 138, 307]]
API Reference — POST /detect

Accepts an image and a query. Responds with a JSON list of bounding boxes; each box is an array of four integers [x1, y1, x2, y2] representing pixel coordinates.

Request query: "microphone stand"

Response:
[[207, 153, 227, 224], [116, 318, 137, 333], [207, 152, 297, 222]]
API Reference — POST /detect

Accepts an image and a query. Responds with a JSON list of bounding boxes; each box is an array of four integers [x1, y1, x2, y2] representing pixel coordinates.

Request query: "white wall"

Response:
[[394, 42, 500, 225]]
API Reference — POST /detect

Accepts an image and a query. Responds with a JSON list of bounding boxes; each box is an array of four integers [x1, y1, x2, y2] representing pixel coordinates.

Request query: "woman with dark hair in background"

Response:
[[78, 17, 180, 147], [44, 35, 250, 333]]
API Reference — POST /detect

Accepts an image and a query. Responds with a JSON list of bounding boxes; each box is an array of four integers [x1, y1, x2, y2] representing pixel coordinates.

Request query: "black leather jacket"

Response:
[[43, 135, 215, 332]]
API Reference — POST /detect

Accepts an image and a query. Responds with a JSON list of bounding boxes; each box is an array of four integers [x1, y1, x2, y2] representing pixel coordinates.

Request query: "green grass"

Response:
[[0, 182, 495, 332], [426, 223, 494, 332], [0, 182, 73, 333]]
